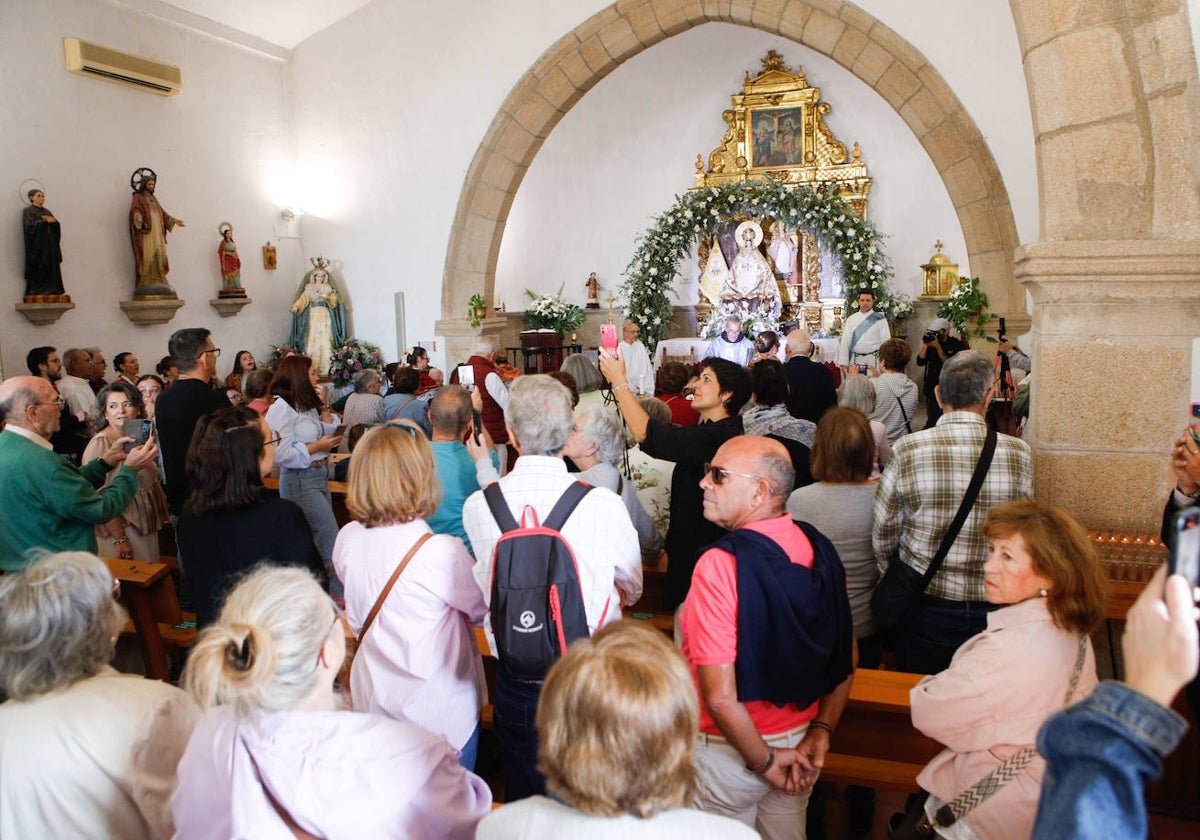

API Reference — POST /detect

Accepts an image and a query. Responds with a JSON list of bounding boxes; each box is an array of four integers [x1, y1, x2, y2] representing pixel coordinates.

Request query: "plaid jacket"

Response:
[[872, 412, 1032, 600]]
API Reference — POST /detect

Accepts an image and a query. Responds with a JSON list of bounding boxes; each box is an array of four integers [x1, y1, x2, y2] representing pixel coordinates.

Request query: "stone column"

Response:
[[1017, 241, 1200, 529]]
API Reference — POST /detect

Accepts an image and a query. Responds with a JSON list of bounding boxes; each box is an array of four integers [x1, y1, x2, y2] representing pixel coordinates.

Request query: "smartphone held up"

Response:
[[1169, 506, 1200, 604]]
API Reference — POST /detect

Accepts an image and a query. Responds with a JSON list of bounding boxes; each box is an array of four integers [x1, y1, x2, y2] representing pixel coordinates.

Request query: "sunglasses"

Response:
[[703, 462, 783, 494]]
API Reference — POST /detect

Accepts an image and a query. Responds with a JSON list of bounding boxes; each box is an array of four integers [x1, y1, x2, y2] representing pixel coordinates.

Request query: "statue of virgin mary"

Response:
[[288, 257, 346, 376]]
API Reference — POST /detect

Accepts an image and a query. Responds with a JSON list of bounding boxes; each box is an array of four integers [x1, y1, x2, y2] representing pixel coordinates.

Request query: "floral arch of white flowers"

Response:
[[619, 179, 906, 352]]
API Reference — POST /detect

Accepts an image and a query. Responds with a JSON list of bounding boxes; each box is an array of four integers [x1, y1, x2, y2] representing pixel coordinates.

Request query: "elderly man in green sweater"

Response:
[[0, 376, 158, 571]]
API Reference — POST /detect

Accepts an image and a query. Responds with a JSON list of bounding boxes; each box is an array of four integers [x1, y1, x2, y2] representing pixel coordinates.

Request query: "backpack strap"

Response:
[[543, 481, 594, 531], [484, 482, 520, 533]]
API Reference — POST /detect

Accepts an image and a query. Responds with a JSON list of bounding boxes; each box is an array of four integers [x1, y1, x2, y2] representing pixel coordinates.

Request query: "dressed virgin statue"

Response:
[[722, 221, 781, 322], [289, 257, 346, 377]]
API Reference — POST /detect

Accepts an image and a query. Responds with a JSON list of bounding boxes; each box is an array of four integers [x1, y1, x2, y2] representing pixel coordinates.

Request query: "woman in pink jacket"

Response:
[[907, 500, 1108, 839], [172, 565, 490, 839]]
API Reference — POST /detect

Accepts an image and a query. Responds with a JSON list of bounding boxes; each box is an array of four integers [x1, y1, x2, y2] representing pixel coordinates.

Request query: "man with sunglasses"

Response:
[[680, 436, 854, 839], [0, 376, 157, 570]]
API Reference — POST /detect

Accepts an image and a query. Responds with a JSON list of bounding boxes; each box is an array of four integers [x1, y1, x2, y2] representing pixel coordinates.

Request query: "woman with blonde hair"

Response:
[[0, 552, 198, 839], [477, 620, 755, 838], [904, 500, 1107, 839], [173, 565, 490, 838], [332, 423, 488, 770]]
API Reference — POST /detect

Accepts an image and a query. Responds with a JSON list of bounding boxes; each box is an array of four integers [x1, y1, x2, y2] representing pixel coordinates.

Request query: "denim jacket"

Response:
[[1032, 681, 1188, 839]]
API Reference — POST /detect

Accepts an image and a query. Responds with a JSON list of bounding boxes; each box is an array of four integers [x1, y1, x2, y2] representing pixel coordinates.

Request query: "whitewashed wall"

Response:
[[0, 0, 298, 380]]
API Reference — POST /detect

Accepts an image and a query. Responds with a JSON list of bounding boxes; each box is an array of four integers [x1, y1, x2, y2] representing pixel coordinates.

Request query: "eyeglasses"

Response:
[[266, 432, 283, 447], [36, 397, 66, 408], [379, 421, 420, 438], [703, 462, 784, 495], [202, 348, 222, 358], [112, 578, 122, 600]]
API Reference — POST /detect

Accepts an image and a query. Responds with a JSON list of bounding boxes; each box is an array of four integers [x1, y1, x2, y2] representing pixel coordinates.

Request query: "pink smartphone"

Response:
[[600, 323, 618, 354]]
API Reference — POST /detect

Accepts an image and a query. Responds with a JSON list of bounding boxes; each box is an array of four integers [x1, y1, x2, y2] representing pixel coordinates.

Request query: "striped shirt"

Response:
[[872, 412, 1032, 601]]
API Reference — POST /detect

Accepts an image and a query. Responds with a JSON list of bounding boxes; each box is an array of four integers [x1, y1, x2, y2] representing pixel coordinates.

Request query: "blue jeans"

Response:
[[458, 722, 480, 772], [493, 671, 544, 802], [1032, 681, 1187, 840], [279, 465, 342, 598], [894, 598, 996, 674]]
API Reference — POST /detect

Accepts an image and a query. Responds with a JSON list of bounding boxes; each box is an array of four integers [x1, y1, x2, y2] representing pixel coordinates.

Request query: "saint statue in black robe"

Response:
[[22, 189, 63, 298]]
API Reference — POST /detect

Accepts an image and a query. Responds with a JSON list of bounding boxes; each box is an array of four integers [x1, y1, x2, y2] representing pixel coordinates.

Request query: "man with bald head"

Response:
[[680, 435, 854, 838], [783, 329, 837, 423], [0, 376, 158, 570], [618, 320, 653, 396]]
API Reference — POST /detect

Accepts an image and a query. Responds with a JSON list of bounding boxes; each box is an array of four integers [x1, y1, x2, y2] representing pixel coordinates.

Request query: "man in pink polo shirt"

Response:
[[680, 435, 855, 839]]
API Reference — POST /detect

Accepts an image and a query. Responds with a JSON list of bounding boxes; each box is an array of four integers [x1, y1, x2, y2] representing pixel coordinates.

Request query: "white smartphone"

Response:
[[457, 364, 475, 389]]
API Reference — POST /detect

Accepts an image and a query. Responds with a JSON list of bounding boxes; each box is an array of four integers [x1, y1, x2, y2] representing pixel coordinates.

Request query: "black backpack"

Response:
[[485, 481, 602, 683]]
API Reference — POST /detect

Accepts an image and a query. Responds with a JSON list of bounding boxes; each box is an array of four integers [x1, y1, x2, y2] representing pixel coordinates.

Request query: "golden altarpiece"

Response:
[[693, 52, 872, 335]]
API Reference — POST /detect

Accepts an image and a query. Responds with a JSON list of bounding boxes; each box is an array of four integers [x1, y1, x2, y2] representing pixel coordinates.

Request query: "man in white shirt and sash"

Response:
[[837, 289, 890, 374]]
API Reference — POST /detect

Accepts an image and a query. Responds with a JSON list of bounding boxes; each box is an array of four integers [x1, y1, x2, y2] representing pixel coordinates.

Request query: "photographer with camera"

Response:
[[916, 318, 963, 429]]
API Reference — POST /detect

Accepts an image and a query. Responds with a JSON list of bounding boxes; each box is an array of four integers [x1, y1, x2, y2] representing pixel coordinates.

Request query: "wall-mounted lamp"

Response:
[[277, 208, 305, 240]]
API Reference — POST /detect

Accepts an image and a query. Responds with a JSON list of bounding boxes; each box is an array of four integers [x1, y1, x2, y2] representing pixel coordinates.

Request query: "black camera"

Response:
[[922, 330, 937, 344]]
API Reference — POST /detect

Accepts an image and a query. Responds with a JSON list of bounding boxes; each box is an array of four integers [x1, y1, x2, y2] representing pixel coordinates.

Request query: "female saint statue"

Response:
[[216, 223, 245, 297], [288, 257, 346, 377]]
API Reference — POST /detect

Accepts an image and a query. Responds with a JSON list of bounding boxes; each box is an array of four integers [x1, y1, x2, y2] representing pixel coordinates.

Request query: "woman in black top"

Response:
[[177, 405, 321, 626], [598, 353, 751, 609]]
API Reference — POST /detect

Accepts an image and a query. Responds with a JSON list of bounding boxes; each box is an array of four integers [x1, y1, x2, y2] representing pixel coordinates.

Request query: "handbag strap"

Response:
[[357, 532, 432, 645], [916, 426, 998, 594], [935, 634, 1089, 828], [895, 393, 913, 434]]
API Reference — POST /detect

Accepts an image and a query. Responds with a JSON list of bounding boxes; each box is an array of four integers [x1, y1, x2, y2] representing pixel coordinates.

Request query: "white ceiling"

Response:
[[151, 0, 374, 50]]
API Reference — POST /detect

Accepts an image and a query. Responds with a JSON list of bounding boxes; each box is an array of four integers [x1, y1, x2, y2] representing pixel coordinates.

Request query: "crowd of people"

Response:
[[0, 307, 1196, 839]]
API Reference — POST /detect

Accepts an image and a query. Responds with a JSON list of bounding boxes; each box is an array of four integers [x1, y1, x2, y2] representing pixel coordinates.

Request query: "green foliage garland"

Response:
[[620, 179, 895, 352]]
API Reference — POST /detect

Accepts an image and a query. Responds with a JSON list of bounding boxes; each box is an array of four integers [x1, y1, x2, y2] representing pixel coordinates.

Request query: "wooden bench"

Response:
[[823, 669, 939, 790], [104, 556, 196, 682]]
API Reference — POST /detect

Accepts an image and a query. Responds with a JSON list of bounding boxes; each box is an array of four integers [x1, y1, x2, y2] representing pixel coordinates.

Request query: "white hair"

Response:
[[0, 552, 126, 701], [576, 404, 625, 467], [504, 375, 574, 456]]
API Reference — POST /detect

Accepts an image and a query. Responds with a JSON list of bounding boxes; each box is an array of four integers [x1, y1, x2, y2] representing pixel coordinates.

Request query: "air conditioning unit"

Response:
[[64, 37, 181, 96]]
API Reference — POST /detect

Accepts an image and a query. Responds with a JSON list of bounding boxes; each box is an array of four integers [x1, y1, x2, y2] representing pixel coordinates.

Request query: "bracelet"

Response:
[[113, 537, 130, 545], [613, 382, 631, 393], [746, 746, 775, 775], [809, 720, 834, 737]]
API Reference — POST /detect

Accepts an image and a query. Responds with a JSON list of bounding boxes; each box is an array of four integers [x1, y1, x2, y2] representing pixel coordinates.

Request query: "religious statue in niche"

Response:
[[21, 181, 68, 302], [289, 256, 346, 377], [584, 271, 600, 309], [216, 222, 245, 298], [128, 167, 185, 299]]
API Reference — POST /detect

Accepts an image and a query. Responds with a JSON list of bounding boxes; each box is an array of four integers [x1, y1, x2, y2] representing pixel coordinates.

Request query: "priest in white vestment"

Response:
[[620, 321, 654, 395]]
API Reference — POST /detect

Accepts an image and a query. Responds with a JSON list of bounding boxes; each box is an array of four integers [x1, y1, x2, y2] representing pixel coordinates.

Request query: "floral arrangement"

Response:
[[877, 292, 914, 323], [328, 337, 385, 387], [620, 178, 894, 352], [524, 289, 586, 337], [699, 307, 776, 341], [267, 344, 297, 370], [938, 275, 993, 339]]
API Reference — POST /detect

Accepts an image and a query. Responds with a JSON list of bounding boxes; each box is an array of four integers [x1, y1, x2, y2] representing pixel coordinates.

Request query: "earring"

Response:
[[1039, 588, 1048, 598]]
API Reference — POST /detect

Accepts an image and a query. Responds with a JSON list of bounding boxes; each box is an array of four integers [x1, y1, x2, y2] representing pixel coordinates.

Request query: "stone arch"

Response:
[[439, 0, 1022, 335]]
